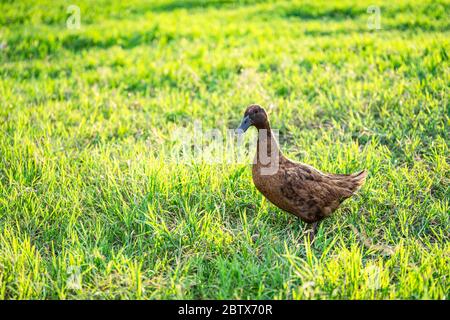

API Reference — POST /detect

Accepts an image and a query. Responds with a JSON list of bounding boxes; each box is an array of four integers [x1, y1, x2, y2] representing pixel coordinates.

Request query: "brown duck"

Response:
[[236, 104, 367, 240]]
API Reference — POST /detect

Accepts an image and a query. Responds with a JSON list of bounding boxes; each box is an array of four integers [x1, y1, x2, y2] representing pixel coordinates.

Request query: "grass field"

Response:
[[0, 0, 449, 299]]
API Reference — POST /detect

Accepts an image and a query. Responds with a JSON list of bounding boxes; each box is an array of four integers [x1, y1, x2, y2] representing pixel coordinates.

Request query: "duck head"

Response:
[[236, 104, 269, 134]]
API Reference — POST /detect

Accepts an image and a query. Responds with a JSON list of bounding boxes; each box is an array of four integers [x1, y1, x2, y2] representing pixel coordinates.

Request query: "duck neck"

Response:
[[255, 123, 282, 168]]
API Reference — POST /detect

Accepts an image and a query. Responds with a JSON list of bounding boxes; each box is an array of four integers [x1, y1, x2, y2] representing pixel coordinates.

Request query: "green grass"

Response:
[[0, 0, 449, 299]]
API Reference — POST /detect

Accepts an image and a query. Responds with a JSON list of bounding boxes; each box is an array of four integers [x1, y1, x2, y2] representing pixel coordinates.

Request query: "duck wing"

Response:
[[280, 163, 367, 219]]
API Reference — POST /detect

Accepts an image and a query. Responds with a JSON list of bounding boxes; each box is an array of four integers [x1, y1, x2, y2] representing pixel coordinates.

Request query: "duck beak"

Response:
[[236, 115, 252, 135]]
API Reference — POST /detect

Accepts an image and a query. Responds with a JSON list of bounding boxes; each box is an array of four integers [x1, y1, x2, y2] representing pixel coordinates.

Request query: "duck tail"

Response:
[[350, 169, 367, 191]]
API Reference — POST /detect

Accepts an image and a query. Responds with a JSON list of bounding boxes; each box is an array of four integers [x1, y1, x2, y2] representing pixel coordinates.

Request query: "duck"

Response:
[[236, 104, 367, 241]]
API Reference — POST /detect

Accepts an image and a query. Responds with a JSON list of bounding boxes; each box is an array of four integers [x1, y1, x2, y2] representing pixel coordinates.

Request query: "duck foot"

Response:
[[308, 222, 318, 242]]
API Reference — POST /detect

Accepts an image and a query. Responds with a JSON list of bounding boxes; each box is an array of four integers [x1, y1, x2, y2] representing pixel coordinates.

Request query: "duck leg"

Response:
[[308, 222, 318, 242]]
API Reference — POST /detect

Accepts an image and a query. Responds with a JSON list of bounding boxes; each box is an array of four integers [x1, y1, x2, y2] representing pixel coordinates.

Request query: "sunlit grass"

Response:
[[0, 0, 448, 299]]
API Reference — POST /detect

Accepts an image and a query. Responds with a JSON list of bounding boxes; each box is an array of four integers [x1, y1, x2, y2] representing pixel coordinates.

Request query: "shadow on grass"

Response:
[[282, 5, 361, 21], [151, 0, 234, 12], [3, 21, 447, 64], [150, 0, 269, 12]]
